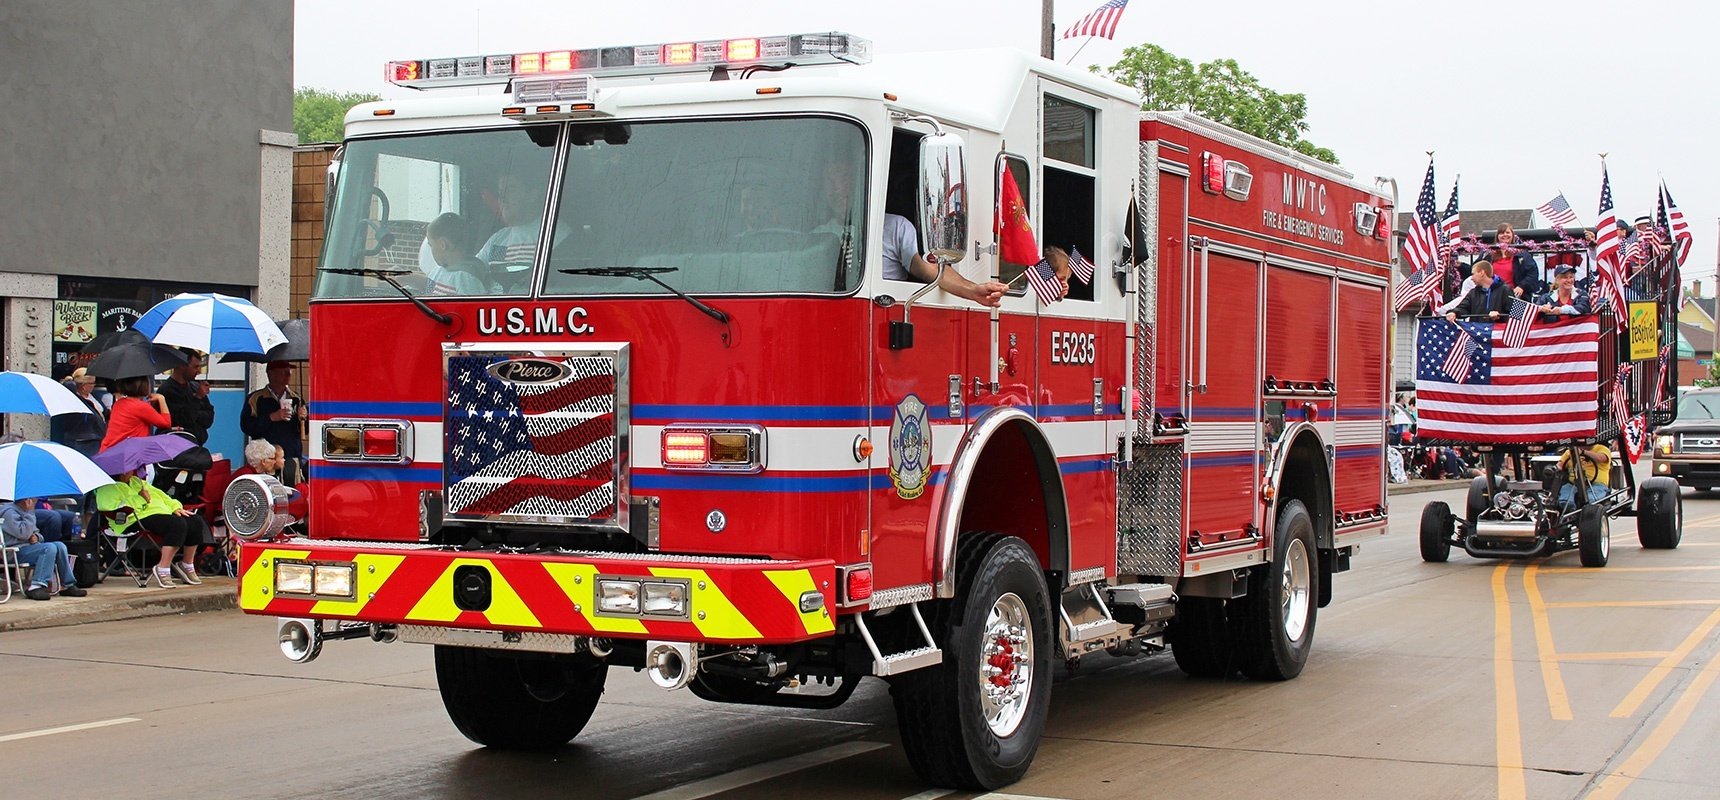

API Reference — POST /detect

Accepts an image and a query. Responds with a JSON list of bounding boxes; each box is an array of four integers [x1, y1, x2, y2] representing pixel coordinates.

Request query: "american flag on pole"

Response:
[[1591, 165, 1627, 327], [1536, 193, 1580, 228], [1394, 157, 1442, 312], [1061, 0, 1130, 40], [1657, 343, 1671, 408], [444, 353, 619, 520], [1663, 181, 1693, 269], [1439, 177, 1462, 260], [1503, 297, 1536, 349], [1441, 328, 1481, 382], [1068, 247, 1096, 283], [1611, 362, 1633, 426], [1025, 257, 1063, 305], [1415, 317, 1599, 443]]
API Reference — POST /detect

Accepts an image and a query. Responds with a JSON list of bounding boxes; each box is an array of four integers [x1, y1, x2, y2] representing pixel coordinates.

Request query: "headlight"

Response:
[[313, 564, 356, 598], [598, 579, 641, 614], [275, 562, 314, 595], [641, 581, 688, 616], [1656, 435, 1674, 455]]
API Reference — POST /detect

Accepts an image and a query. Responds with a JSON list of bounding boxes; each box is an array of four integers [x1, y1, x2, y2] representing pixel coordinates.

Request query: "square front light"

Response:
[[275, 562, 314, 595], [598, 579, 641, 614], [641, 581, 688, 617], [313, 564, 356, 598], [324, 427, 361, 457]]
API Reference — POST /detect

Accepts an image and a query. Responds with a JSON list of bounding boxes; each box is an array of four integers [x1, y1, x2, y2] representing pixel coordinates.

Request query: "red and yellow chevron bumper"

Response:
[[237, 539, 836, 644]]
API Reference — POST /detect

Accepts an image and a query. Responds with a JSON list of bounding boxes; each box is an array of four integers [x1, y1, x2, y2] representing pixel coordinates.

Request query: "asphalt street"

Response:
[[5, 477, 1720, 800]]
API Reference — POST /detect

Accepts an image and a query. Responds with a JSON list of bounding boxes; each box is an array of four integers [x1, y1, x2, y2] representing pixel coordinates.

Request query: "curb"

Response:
[[1387, 481, 1466, 497], [0, 586, 236, 633]]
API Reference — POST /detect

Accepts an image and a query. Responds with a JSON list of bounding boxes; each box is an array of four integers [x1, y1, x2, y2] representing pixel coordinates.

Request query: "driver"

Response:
[[480, 174, 545, 270], [1557, 444, 1612, 510]]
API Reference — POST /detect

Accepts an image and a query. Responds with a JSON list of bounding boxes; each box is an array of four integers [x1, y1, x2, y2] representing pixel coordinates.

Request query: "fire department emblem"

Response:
[[889, 394, 930, 500]]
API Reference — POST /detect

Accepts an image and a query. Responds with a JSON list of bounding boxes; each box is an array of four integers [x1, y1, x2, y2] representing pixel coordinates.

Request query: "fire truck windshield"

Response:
[[540, 116, 865, 296], [315, 117, 866, 301]]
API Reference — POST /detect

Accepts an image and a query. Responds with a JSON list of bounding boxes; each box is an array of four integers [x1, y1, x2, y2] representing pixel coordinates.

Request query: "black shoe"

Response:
[[58, 586, 87, 598], [25, 585, 52, 601]]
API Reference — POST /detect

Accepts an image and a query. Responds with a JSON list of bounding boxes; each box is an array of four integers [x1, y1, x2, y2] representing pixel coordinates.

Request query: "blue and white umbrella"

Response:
[[0, 442, 115, 499], [0, 371, 88, 416], [133, 292, 287, 355]]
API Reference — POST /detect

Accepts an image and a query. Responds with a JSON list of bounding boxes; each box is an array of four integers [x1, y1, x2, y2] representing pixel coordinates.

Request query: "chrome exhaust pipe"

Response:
[[645, 641, 698, 690], [278, 618, 323, 663]]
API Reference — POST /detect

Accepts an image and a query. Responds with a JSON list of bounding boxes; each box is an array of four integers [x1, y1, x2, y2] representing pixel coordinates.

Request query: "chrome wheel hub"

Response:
[[1281, 538, 1312, 643], [978, 592, 1033, 737]]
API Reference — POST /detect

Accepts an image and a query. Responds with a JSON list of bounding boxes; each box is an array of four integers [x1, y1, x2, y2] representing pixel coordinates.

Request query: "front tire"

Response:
[[1578, 505, 1610, 568], [891, 534, 1053, 790], [1637, 476, 1683, 549], [434, 646, 607, 750], [1236, 500, 1320, 681], [1420, 501, 1453, 563]]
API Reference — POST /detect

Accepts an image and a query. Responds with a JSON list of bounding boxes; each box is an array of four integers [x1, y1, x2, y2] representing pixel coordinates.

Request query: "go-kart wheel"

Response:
[[1420, 501, 1452, 563], [1578, 505, 1610, 568], [1636, 476, 1682, 549]]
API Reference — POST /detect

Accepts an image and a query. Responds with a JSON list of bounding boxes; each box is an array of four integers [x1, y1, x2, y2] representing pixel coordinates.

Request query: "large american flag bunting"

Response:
[[1415, 317, 1599, 443], [444, 353, 619, 520], [1061, 0, 1130, 40], [1394, 157, 1443, 312], [1591, 166, 1627, 327], [1537, 193, 1580, 228], [1503, 296, 1535, 349]]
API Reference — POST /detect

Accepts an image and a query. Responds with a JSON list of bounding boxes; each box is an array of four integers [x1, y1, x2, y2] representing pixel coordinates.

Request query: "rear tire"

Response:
[[1637, 476, 1683, 549], [1235, 500, 1319, 681], [434, 646, 607, 750], [1420, 501, 1453, 563], [1578, 505, 1610, 568], [1169, 596, 1235, 678], [891, 534, 1053, 790]]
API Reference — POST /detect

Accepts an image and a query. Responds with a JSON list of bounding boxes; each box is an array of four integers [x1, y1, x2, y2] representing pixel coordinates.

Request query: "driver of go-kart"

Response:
[[1557, 444, 1612, 510]]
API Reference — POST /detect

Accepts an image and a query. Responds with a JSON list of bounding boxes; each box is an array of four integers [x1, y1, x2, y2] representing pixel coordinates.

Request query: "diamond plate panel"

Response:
[[1135, 140, 1158, 432], [1116, 442, 1184, 577]]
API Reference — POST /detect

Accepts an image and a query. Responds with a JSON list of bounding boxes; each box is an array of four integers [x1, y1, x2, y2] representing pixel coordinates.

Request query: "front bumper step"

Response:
[[238, 538, 836, 644]]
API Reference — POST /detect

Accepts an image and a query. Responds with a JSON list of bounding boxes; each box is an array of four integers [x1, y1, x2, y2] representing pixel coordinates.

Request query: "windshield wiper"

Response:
[[320, 267, 452, 326], [558, 267, 730, 324]]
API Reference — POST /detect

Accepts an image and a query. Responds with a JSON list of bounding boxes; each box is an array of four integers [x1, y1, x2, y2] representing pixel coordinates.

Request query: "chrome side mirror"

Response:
[[917, 131, 968, 265]]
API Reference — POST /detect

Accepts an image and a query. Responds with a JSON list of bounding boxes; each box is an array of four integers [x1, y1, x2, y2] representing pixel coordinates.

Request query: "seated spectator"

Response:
[[101, 376, 173, 452], [94, 467, 210, 588], [2, 498, 87, 600], [1557, 444, 1612, 510], [1535, 265, 1590, 319], [28, 501, 79, 543]]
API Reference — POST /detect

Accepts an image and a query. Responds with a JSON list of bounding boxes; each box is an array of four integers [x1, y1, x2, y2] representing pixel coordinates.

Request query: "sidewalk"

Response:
[[0, 576, 235, 633], [1387, 477, 1467, 496]]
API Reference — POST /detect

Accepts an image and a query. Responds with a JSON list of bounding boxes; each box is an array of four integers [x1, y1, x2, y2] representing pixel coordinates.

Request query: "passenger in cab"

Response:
[[881, 212, 1009, 307], [424, 213, 494, 295], [1536, 264, 1590, 319], [1557, 444, 1612, 510], [1445, 262, 1511, 322]]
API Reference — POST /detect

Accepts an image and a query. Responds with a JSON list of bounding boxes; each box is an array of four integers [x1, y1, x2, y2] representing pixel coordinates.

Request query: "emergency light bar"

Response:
[[386, 31, 872, 90]]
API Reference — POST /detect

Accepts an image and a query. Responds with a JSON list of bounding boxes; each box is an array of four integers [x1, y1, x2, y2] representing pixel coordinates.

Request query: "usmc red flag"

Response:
[[997, 163, 1039, 265]]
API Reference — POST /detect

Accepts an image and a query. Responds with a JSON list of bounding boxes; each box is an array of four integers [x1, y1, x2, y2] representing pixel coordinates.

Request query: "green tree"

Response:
[[294, 88, 381, 145], [1095, 44, 1339, 165]]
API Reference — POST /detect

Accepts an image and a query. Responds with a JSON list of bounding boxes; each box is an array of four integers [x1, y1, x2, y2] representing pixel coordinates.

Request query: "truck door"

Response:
[[1185, 238, 1264, 551]]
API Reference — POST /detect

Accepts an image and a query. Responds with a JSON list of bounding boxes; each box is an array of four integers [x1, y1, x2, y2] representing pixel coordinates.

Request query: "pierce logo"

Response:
[[486, 358, 572, 384]]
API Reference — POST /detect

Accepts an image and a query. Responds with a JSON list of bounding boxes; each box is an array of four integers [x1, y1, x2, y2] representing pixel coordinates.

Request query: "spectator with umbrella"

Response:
[[0, 441, 113, 601], [92, 434, 207, 588], [158, 348, 214, 445]]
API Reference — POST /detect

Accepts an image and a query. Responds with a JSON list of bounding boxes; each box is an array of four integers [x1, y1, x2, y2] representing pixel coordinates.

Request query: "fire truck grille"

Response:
[[1116, 442, 1184, 577], [441, 347, 628, 527]]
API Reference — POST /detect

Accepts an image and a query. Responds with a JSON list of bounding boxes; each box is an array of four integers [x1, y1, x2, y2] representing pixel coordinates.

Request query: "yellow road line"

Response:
[[1546, 599, 1720, 608], [1610, 606, 1720, 718], [1558, 651, 1674, 662], [1523, 564, 1572, 720], [1587, 646, 1720, 799], [1493, 564, 1527, 800], [1541, 565, 1720, 574]]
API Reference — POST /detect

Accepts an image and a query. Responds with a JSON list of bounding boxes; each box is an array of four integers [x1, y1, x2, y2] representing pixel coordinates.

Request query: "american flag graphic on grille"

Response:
[[444, 353, 618, 520]]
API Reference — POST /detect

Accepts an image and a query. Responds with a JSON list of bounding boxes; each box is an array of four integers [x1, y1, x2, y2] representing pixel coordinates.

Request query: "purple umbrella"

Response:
[[92, 433, 197, 476]]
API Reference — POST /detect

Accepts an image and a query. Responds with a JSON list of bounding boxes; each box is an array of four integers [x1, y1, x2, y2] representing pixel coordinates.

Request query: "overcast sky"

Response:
[[295, 0, 1719, 284]]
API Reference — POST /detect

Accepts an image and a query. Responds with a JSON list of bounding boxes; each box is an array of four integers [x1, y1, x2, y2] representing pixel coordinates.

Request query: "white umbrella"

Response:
[[0, 371, 89, 416], [0, 442, 115, 499], [133, 292, 287, 355]]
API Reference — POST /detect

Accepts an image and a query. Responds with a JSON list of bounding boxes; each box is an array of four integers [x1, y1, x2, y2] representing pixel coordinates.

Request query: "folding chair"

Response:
[[95, 511, 155, 588], [1, 543, 28, 603]]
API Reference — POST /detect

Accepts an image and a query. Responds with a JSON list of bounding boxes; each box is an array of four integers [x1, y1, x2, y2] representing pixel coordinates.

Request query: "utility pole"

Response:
[[1042, 0, 1055, 59]]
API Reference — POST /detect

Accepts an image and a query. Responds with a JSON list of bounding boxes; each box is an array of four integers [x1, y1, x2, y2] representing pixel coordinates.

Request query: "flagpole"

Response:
[[1064, 36, 1094, 65]]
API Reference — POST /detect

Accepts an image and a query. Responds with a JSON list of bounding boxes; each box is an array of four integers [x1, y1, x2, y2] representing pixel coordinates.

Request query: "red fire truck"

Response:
[[224, 32, 1393, 789]]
